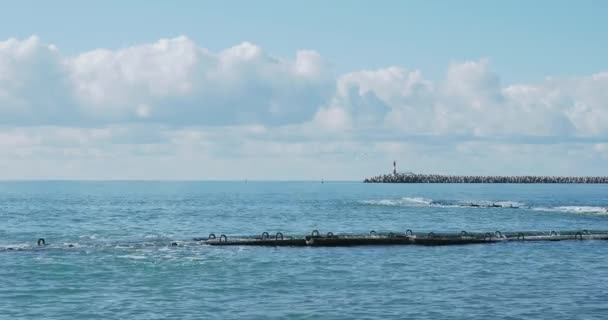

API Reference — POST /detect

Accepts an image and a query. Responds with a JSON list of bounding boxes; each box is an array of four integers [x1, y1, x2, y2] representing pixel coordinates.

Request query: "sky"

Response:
[[1, 0, 608, 180]]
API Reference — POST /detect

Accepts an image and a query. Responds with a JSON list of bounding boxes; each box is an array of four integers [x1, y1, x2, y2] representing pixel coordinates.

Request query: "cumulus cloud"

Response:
[[2, 35, 608, 139], [318, 59, 608, 139], [0, 36, 78, 124], [2, 35, 608, 178], [1, 36, 333, 126]]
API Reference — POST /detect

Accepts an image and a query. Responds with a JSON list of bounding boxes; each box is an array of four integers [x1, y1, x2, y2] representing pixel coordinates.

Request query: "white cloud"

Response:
[[313, 107, 352, 131], [0, 36, 77, 124], [322, 60, 608, 139], [1, 124, 606, 180], [2, 36, 607, 138], [1, 36, 608, 178], [0, 36, 333, 126]]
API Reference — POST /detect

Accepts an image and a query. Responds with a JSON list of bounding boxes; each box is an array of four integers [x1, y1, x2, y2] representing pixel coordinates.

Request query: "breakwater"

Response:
[[197, 229, 608, 247], [364, 173, 608, 183], [6, 229, 607, 252]]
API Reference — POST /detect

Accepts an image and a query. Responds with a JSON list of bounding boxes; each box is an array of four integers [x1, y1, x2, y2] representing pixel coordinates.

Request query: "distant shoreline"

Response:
[[364, 174, 608, 184]]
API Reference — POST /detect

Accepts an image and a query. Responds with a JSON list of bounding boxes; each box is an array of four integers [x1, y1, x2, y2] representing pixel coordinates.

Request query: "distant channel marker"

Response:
[[363, 173, 608, 183]]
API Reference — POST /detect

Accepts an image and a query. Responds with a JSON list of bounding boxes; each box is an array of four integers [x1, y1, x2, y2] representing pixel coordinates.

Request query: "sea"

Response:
[[1, 181, 608, 319]]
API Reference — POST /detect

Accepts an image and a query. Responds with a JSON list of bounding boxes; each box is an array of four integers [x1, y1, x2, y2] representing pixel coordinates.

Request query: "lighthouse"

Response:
[[393, 161, 397, 175]]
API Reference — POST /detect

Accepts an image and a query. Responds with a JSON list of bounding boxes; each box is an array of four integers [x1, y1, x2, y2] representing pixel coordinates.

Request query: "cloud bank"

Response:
[[1, 36, 607, 179], [1, 36, 333, 126]]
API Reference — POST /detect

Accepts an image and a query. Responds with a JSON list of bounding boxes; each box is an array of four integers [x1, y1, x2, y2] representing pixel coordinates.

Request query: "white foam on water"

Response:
[[61, 242, 82, 248], [362, 197, 525, 209], [362, 197, 433, 206], [363, 197, 608, 215], [458, 200, 525, 208], [533, 206, 608, 215], [494, 201, 526, 208], [0, 243, 32, 250], [118, 254, 147, 260]]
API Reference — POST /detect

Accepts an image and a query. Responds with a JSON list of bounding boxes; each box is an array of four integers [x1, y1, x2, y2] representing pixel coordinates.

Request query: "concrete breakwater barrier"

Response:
[[4, 230, 607, 252], [364, 173, 608, 183], [198, 230, 608, 247]]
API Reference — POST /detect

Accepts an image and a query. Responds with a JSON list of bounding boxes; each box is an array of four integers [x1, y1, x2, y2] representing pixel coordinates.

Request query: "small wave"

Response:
[[362, 197, 433, 206], [362, 197, 524, 209], [0, 243, 31, 251], [363, 197, 607, 215], [457, 200, 525, 208], [533, 206, 608, 215], [61, 242, 82, 248], [0, 242, 83, 252], [118, 254, 147, 260]]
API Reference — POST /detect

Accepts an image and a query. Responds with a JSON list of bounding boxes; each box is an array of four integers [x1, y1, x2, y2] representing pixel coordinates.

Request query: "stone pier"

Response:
[[363, 173, 608, 183]]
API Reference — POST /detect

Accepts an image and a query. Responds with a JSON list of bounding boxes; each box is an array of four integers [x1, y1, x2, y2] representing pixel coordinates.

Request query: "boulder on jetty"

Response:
[[363, 173, 608, 184]]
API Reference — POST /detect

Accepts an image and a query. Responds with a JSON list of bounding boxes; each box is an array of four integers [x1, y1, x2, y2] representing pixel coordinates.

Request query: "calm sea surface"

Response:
[[1, 182, 608, 319]]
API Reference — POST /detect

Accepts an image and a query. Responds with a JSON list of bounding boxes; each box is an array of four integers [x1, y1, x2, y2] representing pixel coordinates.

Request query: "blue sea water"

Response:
[[1, 181, 608, 319]]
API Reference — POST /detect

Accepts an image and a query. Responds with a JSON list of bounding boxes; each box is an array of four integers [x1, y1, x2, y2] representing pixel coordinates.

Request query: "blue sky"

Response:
[[4, 0, 608, 82], [1, 1, 607, 179]]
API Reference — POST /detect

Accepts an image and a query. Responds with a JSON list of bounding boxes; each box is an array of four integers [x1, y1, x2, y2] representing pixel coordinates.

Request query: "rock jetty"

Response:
[[364, 173, 608, 183]]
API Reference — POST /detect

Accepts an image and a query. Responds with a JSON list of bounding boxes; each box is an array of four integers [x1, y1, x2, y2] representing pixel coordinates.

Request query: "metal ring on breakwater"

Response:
[[370, 230, 377, 236], [460, 231, 468, 238], [37, 238, 45, 246], [311, 230, 320, 237], [275, 232, 284, 241], [551, 231, 558, 236], [484, 232, 493, 240], [208, 233, 216, 240], [517, 233, 525, 241], [261, 232, 270, 240], [575, 232, 583, 240], [495, 231, 503, 238], [219, 235, 227, 243], [327, 232, 334, 238], [406, 229, 413, 236]]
